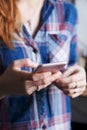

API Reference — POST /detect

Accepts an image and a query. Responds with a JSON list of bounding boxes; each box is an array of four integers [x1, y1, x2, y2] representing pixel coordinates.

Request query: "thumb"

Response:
[[12, 58, 38, 69], [62, 65, 78, 78]]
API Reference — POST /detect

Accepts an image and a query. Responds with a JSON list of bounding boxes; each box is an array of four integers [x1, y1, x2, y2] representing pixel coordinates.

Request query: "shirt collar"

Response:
[[42, 0, 66, 23], [48, 0, 66, 4], [41, 0, 71, 35], [42, 0, 58, 23], [41, 0, 63, 32]]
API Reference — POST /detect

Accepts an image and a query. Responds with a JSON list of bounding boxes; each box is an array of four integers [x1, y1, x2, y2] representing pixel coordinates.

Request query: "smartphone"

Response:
[[34, 61, 67, 73]]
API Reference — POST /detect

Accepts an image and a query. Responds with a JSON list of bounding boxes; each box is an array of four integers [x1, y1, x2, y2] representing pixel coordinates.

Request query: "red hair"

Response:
[[0, 0, 20, 48]]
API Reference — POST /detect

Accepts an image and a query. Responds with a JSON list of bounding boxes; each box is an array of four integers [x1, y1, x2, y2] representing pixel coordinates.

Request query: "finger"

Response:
[[59, 82, 76, 89], [76, 80, 86, 88], [36, 72, 62, 91], [67, 91, 84, 98], [37, 72, 61, 91], [61, 80, 86, 89], [25, 71, 61, 93], [12, 58, 38, 69], [37, 75, 60, 91], [62, 65, 85, 78], [68, 82, 77, 89], [63, 84, 86, 97], [69, 80, 86, 90], [37, 82, 50, 91], [63, 88, 76, 94], [25, 78, 50, 92], [42, 71, 62, 85], [34, 75, 52, 87], [32, 71, 52, 81], [60, 73, 85, 85], [27, 86, 37, 95], [24, 80, 37, 94], [25, 80, 37, 88]]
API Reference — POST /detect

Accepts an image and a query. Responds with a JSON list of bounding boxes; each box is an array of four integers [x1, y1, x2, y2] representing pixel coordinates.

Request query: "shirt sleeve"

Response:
[[0, 54, 4, 75], [68, 25, 78, 66], [66, 3, 78, 66], [0, 54, 5, 99]]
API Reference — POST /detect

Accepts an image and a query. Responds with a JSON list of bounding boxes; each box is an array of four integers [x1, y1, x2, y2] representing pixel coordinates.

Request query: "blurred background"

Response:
[[68, 0, 87, 130]]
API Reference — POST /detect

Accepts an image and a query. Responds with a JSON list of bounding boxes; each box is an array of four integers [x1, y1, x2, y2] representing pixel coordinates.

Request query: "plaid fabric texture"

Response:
[[0, 0, 78, 129]]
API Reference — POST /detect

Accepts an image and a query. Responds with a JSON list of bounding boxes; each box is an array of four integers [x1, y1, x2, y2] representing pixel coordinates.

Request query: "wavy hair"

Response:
[[0, 0, 20, 48]]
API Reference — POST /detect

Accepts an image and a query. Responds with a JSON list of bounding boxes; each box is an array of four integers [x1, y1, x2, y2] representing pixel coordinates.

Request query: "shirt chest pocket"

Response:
[[47, 30, 72, 46], [47, 30, 72, 63]]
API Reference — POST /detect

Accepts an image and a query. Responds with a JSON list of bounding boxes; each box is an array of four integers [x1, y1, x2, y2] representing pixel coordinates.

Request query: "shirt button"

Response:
[[42, 124, 47, 129], [41, 120, 47, 129]]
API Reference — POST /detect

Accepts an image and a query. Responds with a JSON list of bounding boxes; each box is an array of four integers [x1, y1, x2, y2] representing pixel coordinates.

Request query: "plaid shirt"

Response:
[[0, 0, 78, 130]]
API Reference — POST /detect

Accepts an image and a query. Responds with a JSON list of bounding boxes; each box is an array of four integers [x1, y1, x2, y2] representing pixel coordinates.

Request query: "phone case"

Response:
[[34, 62, 66, 73]]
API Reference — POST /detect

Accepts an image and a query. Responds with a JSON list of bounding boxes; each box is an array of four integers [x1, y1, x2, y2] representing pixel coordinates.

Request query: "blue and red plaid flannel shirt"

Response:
[[0, 0, 78, 129]]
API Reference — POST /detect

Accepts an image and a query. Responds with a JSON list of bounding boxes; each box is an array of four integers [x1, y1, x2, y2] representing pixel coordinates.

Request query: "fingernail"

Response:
[[27, 87, 36, 95], [48, 72, 52, 75], [37, 85, 43, 91], [32, 75, 37, 81]]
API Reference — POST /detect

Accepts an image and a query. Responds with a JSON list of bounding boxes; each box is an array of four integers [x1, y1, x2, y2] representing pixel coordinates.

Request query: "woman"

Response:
[[0, 0, 86, 130]]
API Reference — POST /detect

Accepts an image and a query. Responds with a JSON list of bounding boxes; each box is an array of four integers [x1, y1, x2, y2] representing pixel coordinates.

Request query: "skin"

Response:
[[0, 58, 86, 97], [54, 65, 86, 98], [0, 0, 86, 98], [0, 58, 61, 96], [16, 0, 45, 36]]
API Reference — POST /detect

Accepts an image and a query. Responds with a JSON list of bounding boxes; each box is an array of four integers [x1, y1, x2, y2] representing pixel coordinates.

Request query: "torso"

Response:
[[0, 0, 77, 129]]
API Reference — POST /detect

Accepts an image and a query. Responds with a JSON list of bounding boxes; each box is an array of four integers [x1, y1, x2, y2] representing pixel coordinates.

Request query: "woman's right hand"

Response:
[[0, 59, 61, 96], [0, 58, 37, 96]]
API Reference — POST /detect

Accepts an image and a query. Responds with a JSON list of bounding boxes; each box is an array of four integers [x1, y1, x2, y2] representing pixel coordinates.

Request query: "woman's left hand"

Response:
[[55, 65, 86, 98]]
